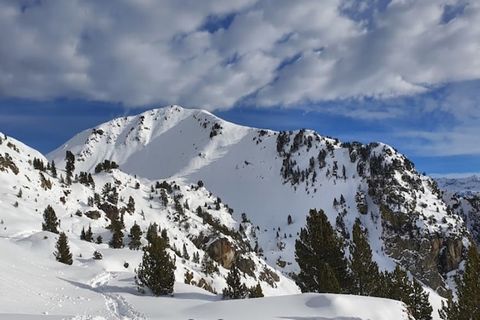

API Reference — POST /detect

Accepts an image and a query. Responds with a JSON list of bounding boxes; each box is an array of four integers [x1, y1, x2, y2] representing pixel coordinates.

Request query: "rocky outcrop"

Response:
[[384, 233, 464, 296], [207, 238, 236, 269], [439, 237, 463, 273], [0, 153, 19, 175]]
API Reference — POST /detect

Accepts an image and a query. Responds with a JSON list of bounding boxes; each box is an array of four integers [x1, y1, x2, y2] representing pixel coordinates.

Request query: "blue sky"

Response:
[[0, 0, 479, 176]]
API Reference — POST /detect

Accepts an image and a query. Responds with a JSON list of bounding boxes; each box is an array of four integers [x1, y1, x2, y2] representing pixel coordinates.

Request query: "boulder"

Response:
[[207, 238, 236, 269]]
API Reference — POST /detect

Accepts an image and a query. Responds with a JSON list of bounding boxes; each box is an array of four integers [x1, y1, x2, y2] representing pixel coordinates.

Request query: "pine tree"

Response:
[[201, 254, 219, 275], [287, 214, 293, 225], [160, 189, 168, 207], [85, 225, 93, 242], [222, 263, 248, 299], [295, 209, 349, 293], [440, 245, 480, 320], [375, 271, 393, 299], [109, 217, 124, 249], [192, 251, 200, 263], [65, 150, 75, 184], [80, 227, 86, 240], [127, 196, 135, 213], [184, 271, 194, 284], [129, 222, 142, 250], [146, 223, 158, 244], [349, 219, 381, 296], [248, 283, 264, 298], [42, 205, 59, 234], [54, 232, 73, 265], [182, 243, 190, 260], [388, 266, 413, 305], [161, 229, 169, 245], [136, 236, 176, 296], [409, 279, 432, 320], [50, 160, 57, 178]]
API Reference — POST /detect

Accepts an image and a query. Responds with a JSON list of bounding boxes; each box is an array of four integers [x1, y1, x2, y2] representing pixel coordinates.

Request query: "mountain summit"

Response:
[[49, 105, 467, 294]]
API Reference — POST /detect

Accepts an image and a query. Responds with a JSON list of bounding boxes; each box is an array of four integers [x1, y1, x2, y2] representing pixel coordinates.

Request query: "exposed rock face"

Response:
[[439, 237, 463, 273], [384, 234, 464, 296], [363, 150, 467, 297], [207, 238, 236, 269]]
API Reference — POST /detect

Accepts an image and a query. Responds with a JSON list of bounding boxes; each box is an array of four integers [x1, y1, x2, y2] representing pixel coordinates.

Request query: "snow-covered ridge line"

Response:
[[0, 112, 457, 319], [45, 105, 468, 299]]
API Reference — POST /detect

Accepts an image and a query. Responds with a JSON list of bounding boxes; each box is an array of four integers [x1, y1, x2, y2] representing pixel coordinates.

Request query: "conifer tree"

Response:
[[375, 271, 393, 299], [161, 229, 169, 245], [85, 225, 93, 242], [192, 251, 200, 263], [127, 196, 135, 213], [54, 232, 73, 265], [182, 243, 190, 260], [349, 219, 380, 296], [223, 264, 248, 299], [248, 283, 264, 298], [295, 209, 349, 293], [129, 222, 142, 250], [184, 271, 194, 284], [409, 279, 433, 320], [42, 205, 59, 234], [160, 189, 168, 207], [109, 217, 124, 248], [65, 150, 75, 184], [389, 266, 413, 305], [146, 223, 158, 244], [201, 254, 219, 275], [80, 227, 86, 240], [87, 173, 94, 188], [439, 245, 480, 320], [136, 235, 175, 296], [50, 160, 57, 178]]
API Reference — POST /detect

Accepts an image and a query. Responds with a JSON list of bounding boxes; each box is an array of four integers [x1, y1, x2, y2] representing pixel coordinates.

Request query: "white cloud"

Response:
[[0, 0, 479, 113]]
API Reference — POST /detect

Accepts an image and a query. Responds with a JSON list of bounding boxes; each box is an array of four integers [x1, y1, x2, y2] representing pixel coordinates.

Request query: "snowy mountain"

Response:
[[49, 105, 468, 296], [436, 176, 480, 248], [436, 175, 480, 196], [0, 130, 417, 319]]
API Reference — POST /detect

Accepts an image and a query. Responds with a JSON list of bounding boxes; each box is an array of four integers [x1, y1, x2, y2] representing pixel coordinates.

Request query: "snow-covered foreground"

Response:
[[0, 238, 409, 320]]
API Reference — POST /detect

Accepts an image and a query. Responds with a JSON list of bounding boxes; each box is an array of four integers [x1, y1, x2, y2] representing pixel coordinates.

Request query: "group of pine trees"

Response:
[[295, 209, 432, 320], [222, 263, 264, 299]]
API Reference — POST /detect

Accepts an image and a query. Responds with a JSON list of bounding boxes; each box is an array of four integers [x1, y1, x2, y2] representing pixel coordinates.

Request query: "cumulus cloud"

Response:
[[0, 0, 479, 113]]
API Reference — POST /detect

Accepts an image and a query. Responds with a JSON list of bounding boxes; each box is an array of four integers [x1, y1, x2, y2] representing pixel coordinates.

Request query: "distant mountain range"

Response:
[[436, 175, 480, 195]]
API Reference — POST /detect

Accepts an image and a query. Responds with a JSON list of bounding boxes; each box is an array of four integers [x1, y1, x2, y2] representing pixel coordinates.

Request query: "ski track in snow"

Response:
[[88, 272, 146, 320], [103, 293, 145, 320]]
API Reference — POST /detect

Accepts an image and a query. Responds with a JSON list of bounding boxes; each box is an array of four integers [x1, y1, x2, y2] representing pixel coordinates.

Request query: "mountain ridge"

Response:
[[47, 105, 468, 296]]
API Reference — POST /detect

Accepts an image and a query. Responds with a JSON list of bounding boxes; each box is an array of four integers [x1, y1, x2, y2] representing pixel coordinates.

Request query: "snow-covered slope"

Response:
[[0, 239, 409, 320], [48, 105, 468, 296], [0, 132, 298, 297], [0, 132, 412, 319]]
